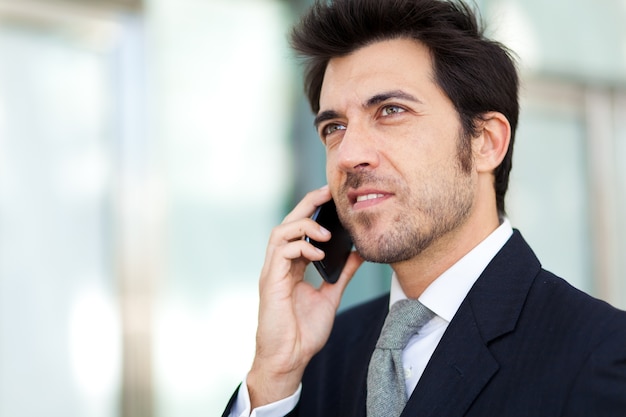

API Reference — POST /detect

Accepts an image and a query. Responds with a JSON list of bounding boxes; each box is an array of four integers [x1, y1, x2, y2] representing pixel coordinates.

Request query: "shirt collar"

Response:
[[390, 218, 514, 322]]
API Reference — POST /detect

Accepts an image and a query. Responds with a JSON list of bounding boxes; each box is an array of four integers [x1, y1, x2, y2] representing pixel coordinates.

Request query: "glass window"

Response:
[[0, 13, 122, 417]]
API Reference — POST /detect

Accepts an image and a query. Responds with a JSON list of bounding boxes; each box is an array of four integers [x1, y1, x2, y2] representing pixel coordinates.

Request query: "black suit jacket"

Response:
[[224, 231, 626, 416]]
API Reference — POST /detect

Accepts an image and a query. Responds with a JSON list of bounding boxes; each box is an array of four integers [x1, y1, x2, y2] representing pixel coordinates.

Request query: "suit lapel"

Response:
[[402, 306, 499, 417], [402, 231, 541, 417]]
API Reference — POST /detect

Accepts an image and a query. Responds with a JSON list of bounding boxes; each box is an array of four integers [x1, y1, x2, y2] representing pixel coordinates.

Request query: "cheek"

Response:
[[325, 156, 341, 187], [325, 142, 345, 170], [404, 128, 460, 172]]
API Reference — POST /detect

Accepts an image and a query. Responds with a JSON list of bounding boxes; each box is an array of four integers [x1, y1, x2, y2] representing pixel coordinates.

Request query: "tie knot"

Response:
[[376, 299, 434, 350]]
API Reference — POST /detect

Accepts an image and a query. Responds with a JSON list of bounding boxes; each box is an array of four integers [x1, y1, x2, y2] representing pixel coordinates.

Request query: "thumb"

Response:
[[320, 251, 364, 307]]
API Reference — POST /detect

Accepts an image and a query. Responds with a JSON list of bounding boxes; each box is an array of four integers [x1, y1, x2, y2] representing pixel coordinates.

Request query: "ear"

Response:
[[472, 112, 511, 174]]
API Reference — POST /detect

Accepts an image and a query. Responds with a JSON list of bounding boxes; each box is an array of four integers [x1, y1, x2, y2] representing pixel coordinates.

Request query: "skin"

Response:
[[247, 37, 511, 409]]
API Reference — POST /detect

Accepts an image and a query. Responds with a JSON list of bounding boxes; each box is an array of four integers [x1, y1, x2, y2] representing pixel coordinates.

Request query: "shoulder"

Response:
[[476, 229, 626, 336], [531, 268, 626, 324], [529, 269, 626, 340], [467, 229, 626, 355], [538, 272, 626, 413]]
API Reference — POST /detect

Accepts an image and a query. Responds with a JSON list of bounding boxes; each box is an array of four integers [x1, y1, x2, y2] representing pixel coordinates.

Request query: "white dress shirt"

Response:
[[231, 220, 513, 417]]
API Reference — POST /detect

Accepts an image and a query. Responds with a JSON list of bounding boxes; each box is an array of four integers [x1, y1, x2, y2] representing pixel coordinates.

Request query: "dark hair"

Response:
[[290, 0, 519, 215]]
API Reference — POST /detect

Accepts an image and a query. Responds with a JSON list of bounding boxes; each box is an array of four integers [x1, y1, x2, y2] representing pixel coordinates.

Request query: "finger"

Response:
[[277, 239, 326, 262], [261, 239, 327, 286], [261, 220, 329, 283], [282, 185, 332, 224], [268, 219, 331, 247]]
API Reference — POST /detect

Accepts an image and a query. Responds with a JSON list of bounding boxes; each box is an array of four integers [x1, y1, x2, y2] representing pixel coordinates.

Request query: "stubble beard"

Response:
[[338, 158, 475, 265]]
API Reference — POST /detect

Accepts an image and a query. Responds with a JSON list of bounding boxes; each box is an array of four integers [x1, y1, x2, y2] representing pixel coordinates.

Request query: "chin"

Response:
[[354, 244, 416, 264], [351, 232, 413, 264]]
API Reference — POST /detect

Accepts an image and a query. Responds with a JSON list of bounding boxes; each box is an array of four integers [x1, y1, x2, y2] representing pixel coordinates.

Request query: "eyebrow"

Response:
[[314, 110, 341, 130], [314, 90, 422, 129], [365, 90, 423, 107]]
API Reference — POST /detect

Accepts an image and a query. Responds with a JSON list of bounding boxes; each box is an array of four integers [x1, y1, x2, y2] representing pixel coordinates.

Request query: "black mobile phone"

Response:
[[306, 200, 353, 284]]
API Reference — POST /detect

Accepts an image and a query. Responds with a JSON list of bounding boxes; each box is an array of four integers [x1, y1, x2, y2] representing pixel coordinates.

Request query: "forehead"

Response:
[[319, 38, 438, 109]]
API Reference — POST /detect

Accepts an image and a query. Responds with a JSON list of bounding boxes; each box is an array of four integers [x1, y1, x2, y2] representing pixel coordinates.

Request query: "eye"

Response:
[[321, 123, 346, 137], [381, 105, 406, 117]]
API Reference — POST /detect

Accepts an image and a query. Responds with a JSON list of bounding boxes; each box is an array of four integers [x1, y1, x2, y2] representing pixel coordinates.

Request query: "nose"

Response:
[[335, 121, 379, 172]]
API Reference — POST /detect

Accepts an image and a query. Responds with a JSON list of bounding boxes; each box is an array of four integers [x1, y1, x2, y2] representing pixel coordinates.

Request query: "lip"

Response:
[[347, 188, 393, 210]]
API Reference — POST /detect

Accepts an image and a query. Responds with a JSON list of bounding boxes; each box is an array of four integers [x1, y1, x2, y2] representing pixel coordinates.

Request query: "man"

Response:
[[224, 0, 626, 416]]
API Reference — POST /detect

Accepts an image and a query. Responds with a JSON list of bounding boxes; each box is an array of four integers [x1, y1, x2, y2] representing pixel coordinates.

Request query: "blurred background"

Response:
[[0, 0, 625, 416]]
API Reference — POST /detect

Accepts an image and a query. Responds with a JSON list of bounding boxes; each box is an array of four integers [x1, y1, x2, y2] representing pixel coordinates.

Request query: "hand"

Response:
[[247, 185, 363, 408]]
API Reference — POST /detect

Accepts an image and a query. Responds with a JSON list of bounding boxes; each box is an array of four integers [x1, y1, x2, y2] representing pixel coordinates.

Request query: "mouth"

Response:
[[356, 193, 385, 203], [348, 189, 392, 210]]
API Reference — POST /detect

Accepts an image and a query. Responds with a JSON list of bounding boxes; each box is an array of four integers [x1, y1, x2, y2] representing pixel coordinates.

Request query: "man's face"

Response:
[[316, 38, 477, 264]]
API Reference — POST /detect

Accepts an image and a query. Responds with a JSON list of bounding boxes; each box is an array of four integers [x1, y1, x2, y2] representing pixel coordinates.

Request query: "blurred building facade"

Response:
[[0, 0, 624, 416]]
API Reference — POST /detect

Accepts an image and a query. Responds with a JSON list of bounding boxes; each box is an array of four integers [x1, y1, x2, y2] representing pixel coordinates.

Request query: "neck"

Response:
[[391, 201, 500, 299]]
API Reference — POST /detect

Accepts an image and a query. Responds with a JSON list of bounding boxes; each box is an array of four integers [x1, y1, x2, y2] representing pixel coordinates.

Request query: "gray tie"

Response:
[[366, 299, 435, 417]]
